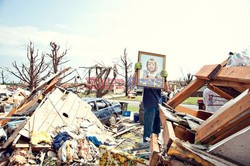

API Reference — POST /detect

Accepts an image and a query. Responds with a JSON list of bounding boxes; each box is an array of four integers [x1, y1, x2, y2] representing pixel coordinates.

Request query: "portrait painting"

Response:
[[137, 51, 166, 89]]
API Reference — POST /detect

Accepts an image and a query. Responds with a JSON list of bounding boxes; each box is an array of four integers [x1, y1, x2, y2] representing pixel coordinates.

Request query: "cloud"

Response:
[[55, 24, 67, 29], [0, 25, 125, 70]]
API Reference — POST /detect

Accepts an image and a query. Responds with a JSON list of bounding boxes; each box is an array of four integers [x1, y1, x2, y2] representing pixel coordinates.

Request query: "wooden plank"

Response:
[[149, 133, 160, 166], [195, 64, 221, 80], [175, 105, 212, 121], [42, 76, 59, 95], [209, 80, 249, 93], [150, 134, 160, 153], [174, 125, 195, 143], [14, 144, 52, 151], [159, 105, 176, 148], [113, 126, 137, 138], [186, 119, 200, 131], [167, 79, 206, 108], [149, 152, 160, 166], [35, 67, 70, 92], [195, 90, 250, 143], [215, 66, 250, 84], [1, 119, 27, 149], [0, 69, 70, 126], [0, 107, 17, 126], [11, 134, 21, 148], [205, 110, 250, 145], [207, 84, 233, 100], [17, 94, 40, 114]]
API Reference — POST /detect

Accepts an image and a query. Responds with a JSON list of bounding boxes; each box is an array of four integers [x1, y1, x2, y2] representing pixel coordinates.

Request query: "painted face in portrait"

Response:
[[147, 59, 157, 72]]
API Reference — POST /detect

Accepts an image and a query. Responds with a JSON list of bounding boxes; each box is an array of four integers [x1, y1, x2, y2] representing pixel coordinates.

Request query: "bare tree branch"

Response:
[[116, 48, 132, 96], [47, 42, 69, 74], [9, 41, 50, 91]]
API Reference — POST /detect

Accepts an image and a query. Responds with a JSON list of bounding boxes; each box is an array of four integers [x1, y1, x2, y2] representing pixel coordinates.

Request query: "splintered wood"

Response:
[[150, 59, 250, 165], [195, 89, 250, 144]]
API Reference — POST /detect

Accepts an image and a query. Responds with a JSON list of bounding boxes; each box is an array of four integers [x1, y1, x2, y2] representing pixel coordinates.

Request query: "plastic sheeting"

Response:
[[227, 47, 250, 67]]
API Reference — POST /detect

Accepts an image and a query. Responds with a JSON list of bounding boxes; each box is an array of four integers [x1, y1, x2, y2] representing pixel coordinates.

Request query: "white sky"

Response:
[[0, 0, 250, 81]]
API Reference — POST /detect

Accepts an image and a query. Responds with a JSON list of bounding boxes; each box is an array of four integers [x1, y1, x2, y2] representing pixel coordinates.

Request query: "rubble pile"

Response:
[[0, 68, 148, 166], [148, 57, 250, 165], [0, 54, 249, 166], [0, 85, 29, 113]]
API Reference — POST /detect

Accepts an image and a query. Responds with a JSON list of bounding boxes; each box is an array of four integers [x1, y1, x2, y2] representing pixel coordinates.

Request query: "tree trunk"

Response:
[[125, 65, 128, 96]]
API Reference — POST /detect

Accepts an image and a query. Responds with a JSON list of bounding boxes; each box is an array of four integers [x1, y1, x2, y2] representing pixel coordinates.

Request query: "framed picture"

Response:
[[137, 51, 166, 89]]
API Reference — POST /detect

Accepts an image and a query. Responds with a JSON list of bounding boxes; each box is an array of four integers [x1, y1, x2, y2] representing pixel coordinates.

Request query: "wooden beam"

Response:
[[195, 64, 221, 80], [195, 90, 250, 143], [35, 67, 70, 92], [204, 110, 250, 145], [167, 79, 206, 108], [174, 125, 195, 144], [149, 133, 160, 166], [1, 120, 27, 149], [43, 77, 59, 95], [175, 105, 212, 121], [17, 94, 40, 114], [209, 80, 249, 93], [207, 84, 233, 100], [215, 66, 250, 84], [0, 107, 17, 126], [150, 133, 160, 153], [112, 126, 136, 138], [149, 152, 160, 166], [0, 70, 67, 125], [11, 134, 21, 148], [159, 105, 176, 149], [14, 144, 52, 151]]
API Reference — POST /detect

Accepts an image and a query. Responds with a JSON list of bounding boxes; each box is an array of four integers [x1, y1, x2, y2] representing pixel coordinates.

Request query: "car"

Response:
[[66, 88, 76, 93], [82, 98, 122, 126], [134, 86, 143, 96]]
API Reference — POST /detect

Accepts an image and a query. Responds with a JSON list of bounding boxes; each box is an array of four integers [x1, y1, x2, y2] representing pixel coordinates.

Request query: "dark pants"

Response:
[[143, 106, 161, 142]]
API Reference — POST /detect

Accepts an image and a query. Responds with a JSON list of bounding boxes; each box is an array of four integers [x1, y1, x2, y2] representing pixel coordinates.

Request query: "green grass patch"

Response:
[[77, 92, 97, 98], [127, 105, 139, 112], [182, 97, 201, 105], [112, 95, 142, 102]]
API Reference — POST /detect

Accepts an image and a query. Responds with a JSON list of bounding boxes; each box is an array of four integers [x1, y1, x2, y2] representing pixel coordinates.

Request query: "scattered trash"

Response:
[[0, 60, 249, 165], [31, 131, 51, 145]]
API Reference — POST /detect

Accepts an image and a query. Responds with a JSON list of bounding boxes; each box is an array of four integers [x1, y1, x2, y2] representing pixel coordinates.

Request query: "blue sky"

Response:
[[0, 0, 250, 81]]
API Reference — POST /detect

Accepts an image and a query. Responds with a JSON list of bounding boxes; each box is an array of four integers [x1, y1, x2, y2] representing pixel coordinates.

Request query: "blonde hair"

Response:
[[146, 58, 157, 72]]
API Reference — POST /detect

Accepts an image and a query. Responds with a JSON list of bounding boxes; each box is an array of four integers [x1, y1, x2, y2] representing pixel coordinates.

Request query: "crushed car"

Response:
[[82, 98, 122, 125]]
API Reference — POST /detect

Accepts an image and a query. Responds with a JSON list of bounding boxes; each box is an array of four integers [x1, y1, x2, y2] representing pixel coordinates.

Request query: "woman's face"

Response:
[[147, 61, 156, 72]]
